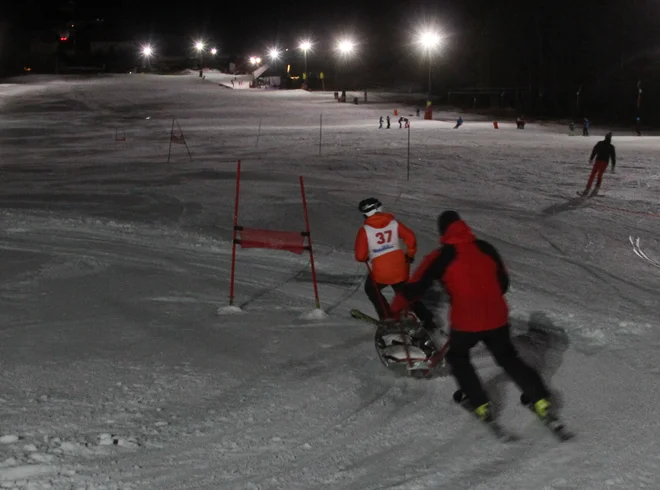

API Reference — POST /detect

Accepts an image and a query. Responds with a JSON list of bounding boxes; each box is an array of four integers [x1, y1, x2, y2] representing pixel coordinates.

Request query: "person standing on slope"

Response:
[[581, 132, 616, 197], [354, 198, 438, 337], [389, 210, 552, 422]]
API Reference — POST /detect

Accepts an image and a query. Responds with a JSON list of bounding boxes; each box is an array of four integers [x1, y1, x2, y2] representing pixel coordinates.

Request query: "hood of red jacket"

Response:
[[364, 212, 395, 228], [440, 220, 476, 245]]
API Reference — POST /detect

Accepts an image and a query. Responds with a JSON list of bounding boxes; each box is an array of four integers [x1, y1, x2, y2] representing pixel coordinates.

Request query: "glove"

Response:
[[405, 255, 414, 264]]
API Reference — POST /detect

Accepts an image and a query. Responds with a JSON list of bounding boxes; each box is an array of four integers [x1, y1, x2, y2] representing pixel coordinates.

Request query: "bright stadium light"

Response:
[[268, 47, 280, 60], [337, 39, 355, 55], [418, 31, 441, 49], [299, 40, 312, 81], [416, 29, 443, 102], [195, 41, 205, 51], [141, 45, 153, 57], [210, 47, 217, 55]]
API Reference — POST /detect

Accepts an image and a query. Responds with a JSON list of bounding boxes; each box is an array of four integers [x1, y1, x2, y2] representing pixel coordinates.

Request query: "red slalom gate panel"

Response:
[[228, 161, 321, 309]]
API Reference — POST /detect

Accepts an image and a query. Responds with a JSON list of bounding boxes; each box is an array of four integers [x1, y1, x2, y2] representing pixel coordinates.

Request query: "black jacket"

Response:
[[590, 140, 616, 169]]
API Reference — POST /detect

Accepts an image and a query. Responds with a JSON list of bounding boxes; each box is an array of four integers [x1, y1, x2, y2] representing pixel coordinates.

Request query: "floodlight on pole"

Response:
[[416, 30, 442, 101], [210, 47, 217, 55], [337, 39, 355, 55], [195, 41, 205, 52], [141, 45, 153, 57], [299, 40, 312, 82], [268, 48, 280, 60]]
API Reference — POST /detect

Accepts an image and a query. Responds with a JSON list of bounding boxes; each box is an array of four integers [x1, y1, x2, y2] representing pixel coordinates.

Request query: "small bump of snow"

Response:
[[22, 444, 37, 452], [217, 305, 243, 315], [0, 436, 18, 445], [28, 452, 55, 463], [300, 308, 328, 320]]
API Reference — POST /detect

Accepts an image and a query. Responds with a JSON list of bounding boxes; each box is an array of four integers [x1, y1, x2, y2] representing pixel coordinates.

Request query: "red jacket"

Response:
[[354, 212, 416, 285], [391, 220, 509, 332]]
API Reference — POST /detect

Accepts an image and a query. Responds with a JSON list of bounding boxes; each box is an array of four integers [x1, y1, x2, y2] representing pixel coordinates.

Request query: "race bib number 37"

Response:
[[364, 221, 400, 259]]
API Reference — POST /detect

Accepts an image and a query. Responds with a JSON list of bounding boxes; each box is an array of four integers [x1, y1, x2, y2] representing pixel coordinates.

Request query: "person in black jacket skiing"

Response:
[[581, 132, 616, 196]]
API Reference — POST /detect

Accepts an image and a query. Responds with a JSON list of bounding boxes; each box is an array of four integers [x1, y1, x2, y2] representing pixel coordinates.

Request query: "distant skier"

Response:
[[389, 210, 553, 422], [635, 117, 642, 136], [379, 116, 384, 129], [354, 198, 438, 337], [580, 132, 616, 197], [398, 117, 404, 128], [404, 118, 410, 129], [516, 116, 525, 129], [416, 108, 421, 117], [569, 121, 575, 136], [454, 116, 463, 129], [583, 117, 590, 136], [386, 116, 391, 129]]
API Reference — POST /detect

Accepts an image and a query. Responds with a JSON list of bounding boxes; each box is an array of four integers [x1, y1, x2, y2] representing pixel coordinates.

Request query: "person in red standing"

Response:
[[389, 210, 552, 422], [354, 197, 438, 336], [581, 132, 616, 196]]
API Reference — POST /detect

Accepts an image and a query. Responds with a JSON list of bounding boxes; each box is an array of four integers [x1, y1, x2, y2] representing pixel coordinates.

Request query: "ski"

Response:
[[350, 308, 381, 327], [520, 396, 574, 442], [453, 391, 519, 442], [576, 191, 603, 198]]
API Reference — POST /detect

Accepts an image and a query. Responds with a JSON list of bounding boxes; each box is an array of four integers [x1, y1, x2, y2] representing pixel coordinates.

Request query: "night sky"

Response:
[[3, 0, 660, 119]]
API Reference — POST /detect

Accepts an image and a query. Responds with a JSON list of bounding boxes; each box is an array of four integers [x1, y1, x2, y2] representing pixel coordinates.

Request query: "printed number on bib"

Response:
[[376, 231, 392, 244]]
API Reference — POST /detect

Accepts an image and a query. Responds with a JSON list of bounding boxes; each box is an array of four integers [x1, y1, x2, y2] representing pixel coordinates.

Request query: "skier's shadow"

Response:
[[541, 197, 586, 216], [483, 311, 570, 413]]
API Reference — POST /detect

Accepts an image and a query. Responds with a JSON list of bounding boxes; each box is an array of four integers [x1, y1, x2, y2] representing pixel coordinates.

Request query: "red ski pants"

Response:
[[585, 160, 608, 191]]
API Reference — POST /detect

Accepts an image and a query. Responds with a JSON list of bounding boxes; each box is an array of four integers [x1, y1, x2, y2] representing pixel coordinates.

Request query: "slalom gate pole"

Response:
[[319, 114, 323, 156], [229, 160, 241, 306], [365, 263, 413, 369], [300, 176, 321, 309], [407, 125, 411, 181], [167, 118, 175, 163], [255, 118, 262, 148], [177, 119, 193, 161]]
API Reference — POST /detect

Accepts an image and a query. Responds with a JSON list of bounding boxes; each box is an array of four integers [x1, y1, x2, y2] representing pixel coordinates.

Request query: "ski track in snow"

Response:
[[1, 73, 660, 489]]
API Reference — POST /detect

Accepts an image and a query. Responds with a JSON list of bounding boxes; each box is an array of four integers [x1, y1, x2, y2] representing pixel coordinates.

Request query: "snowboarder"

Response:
[[379, 116, 384, 129], [389, 210, 552, 422], [386, 116, 391, 129], [398, 117, 404, 128], [454, 116, 463, 129], [580, 132, 616, 197], [354, 198, 438, 336], [569, 121, 575, 136], [583, 117, 590, 136], [516, 116, 525, 129]]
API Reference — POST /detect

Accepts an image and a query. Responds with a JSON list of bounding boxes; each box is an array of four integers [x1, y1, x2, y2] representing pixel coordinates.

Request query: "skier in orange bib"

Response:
[[354, 198, 438, 334]]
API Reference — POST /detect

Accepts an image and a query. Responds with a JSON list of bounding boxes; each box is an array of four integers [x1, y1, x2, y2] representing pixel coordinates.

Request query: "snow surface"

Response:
[[1, 73, 660, 489]]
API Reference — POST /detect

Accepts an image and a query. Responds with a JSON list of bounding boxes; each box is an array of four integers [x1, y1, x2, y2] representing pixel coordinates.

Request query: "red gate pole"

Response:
[[299, 176, 321, 309], [229, 160, 241, 306]]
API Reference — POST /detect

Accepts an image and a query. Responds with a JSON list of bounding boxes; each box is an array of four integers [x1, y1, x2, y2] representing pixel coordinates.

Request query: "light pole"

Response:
[[299, 40, 312, 85], [336, 39, 356, 92], [194, 40, 205, 76], [141, 44, 153, 71], [418, 31, 441, 101]]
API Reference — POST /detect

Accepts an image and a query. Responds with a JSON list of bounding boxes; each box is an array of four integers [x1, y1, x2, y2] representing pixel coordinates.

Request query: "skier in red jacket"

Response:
[[390, 210, 551, 422]]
